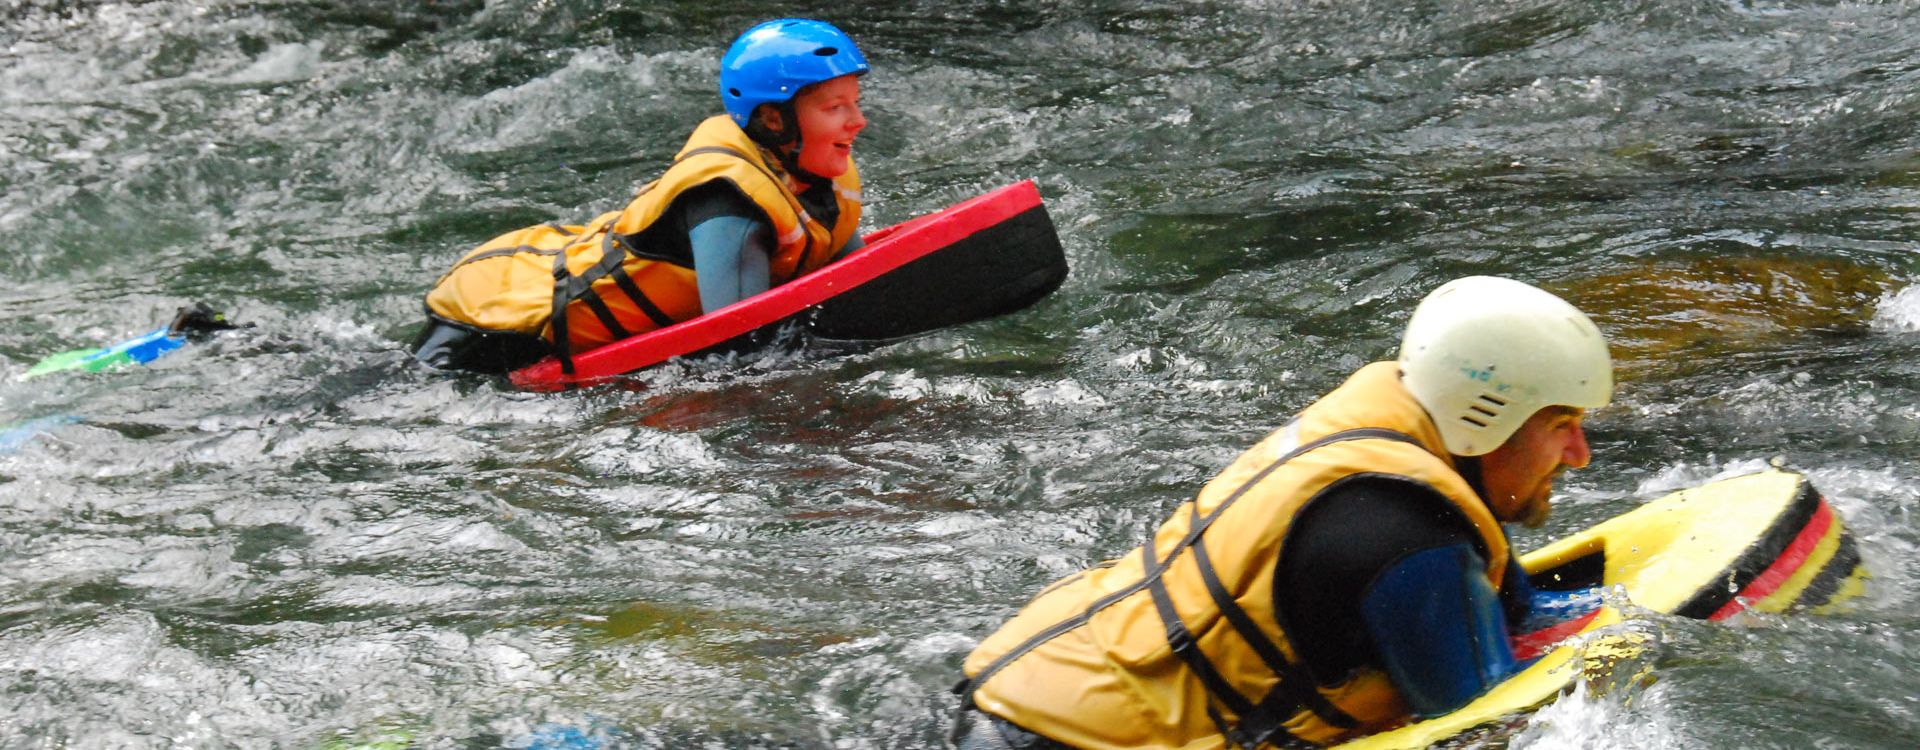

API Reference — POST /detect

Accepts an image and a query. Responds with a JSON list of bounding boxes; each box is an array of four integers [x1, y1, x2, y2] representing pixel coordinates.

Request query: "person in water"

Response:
[[413, 18, 870, 374], [953, 276, 1613, 749]]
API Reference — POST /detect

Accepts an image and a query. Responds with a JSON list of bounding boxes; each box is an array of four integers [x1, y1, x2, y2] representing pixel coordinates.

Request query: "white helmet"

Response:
[[1398, 276, 1613, 456]]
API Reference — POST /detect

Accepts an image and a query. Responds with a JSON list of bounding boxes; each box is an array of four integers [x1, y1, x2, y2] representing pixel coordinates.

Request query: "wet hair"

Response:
[[744, 81, 832, 185], [745, 77, 834, 150], [744, 100, 801, 150]]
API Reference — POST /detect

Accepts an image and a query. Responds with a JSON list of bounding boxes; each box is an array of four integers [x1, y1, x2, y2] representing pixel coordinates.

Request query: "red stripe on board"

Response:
[[1708, 500, 1835, 620], [1510, 608, 1603, 662]]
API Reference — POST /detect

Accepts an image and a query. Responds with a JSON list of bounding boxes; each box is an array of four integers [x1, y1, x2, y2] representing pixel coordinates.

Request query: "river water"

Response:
[[4, 1, 1920, 747]]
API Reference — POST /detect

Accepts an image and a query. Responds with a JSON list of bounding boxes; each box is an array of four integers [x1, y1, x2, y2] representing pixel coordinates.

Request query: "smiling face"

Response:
[[1478, 405, 1591, 528], [756, 74, 865, 180]]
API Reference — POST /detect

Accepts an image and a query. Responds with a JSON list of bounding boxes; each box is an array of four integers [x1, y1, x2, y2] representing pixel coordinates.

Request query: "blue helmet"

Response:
[[719, 19, 869, 129]]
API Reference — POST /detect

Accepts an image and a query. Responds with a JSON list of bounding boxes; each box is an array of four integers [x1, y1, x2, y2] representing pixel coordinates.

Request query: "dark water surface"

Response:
[[5, 1, 1920, 747]]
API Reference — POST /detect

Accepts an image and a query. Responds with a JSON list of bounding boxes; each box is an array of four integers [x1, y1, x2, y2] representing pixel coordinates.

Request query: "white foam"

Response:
[[1515, 680, 1682, 750], [574, 426, 723, 475], [441, 46, 707, 154], [1019, 379, 1108, 408], [225, 42, 322, 84], [1633, 457, 1776, 497], [1870, 285, 1920, 333]]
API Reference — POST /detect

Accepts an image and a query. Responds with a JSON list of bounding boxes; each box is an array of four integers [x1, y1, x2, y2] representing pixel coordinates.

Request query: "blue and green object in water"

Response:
[[23, 326, 188, 378], [5, 303, 239, 453], [21, 302, 236, 379]]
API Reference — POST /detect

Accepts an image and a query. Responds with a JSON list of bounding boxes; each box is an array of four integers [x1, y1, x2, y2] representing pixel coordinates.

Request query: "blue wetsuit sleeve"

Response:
[[690, 215, 773, 314], [1360, 543, 1522, 717]]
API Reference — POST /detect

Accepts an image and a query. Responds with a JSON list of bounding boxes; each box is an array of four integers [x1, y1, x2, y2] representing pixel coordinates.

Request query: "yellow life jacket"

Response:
[[961, 361, 1511, 750], [421, 115, 862, 370]]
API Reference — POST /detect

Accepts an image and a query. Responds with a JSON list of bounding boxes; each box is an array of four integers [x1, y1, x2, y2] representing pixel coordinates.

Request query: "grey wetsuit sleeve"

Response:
[[834, 232, 865, 261], [688, 209, 774, 314]]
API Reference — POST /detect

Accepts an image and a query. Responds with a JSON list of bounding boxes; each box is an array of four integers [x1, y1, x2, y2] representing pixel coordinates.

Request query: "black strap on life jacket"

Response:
[[605, 235, 678, 330], [546, 231, 637, 375], [1188, 500, 1361, 739], [445, 221, 578, 272], [575, 231, 639, 339], [959, 427, 1421, 749], [452, 243, 561, 268], [548, 248, 576, 375], [1143, 539, 1257, 718], [1147, 430, 1416, 746], [542, 144, 814, 375]]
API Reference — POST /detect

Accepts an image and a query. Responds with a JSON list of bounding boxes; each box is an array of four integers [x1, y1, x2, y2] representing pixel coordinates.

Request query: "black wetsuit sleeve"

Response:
[[1273, 476, 1484, 683], [629, 181, 767, 268], [676, 182, 762, 227]]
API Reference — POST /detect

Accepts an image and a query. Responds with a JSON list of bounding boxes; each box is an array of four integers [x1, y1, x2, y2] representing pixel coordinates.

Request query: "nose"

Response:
[[1562, 421, 1592, 469], [847, 103, 866, 135]]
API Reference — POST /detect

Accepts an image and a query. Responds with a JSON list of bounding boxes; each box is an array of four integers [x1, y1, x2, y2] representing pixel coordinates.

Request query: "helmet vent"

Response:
[[814, 46, 839, 56], [1462, 392, 1506, 428], [728, 87, 742, 97]]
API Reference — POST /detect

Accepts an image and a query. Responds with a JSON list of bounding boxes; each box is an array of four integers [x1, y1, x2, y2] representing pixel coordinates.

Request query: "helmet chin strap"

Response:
[[746, 101, 829, 188], [1453, 454, 1490, 501]]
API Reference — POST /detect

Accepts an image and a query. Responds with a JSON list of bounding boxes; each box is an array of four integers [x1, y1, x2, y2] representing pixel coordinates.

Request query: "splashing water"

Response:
[[5, 0, 1920, 747]]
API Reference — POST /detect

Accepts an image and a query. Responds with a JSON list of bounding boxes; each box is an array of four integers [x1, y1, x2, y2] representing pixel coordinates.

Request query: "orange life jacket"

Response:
[[422, 115, 862, 369]]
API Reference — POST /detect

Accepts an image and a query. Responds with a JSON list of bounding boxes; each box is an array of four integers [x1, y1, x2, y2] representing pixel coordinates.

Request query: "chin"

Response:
[[1518, 494, 1552, 528], [803, 162, 847, 179], [798, 150, 850, 178], [1518, 507, 1550, 529]]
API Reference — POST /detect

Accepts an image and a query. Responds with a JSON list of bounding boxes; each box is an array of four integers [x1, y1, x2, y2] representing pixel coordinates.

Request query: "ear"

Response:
[[754, 104, 785, 133]]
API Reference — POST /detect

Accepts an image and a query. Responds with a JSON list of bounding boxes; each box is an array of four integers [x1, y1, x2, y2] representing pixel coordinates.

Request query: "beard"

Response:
[[1511, 467, 1568, 528], [1515, 491, 1552, 528]]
